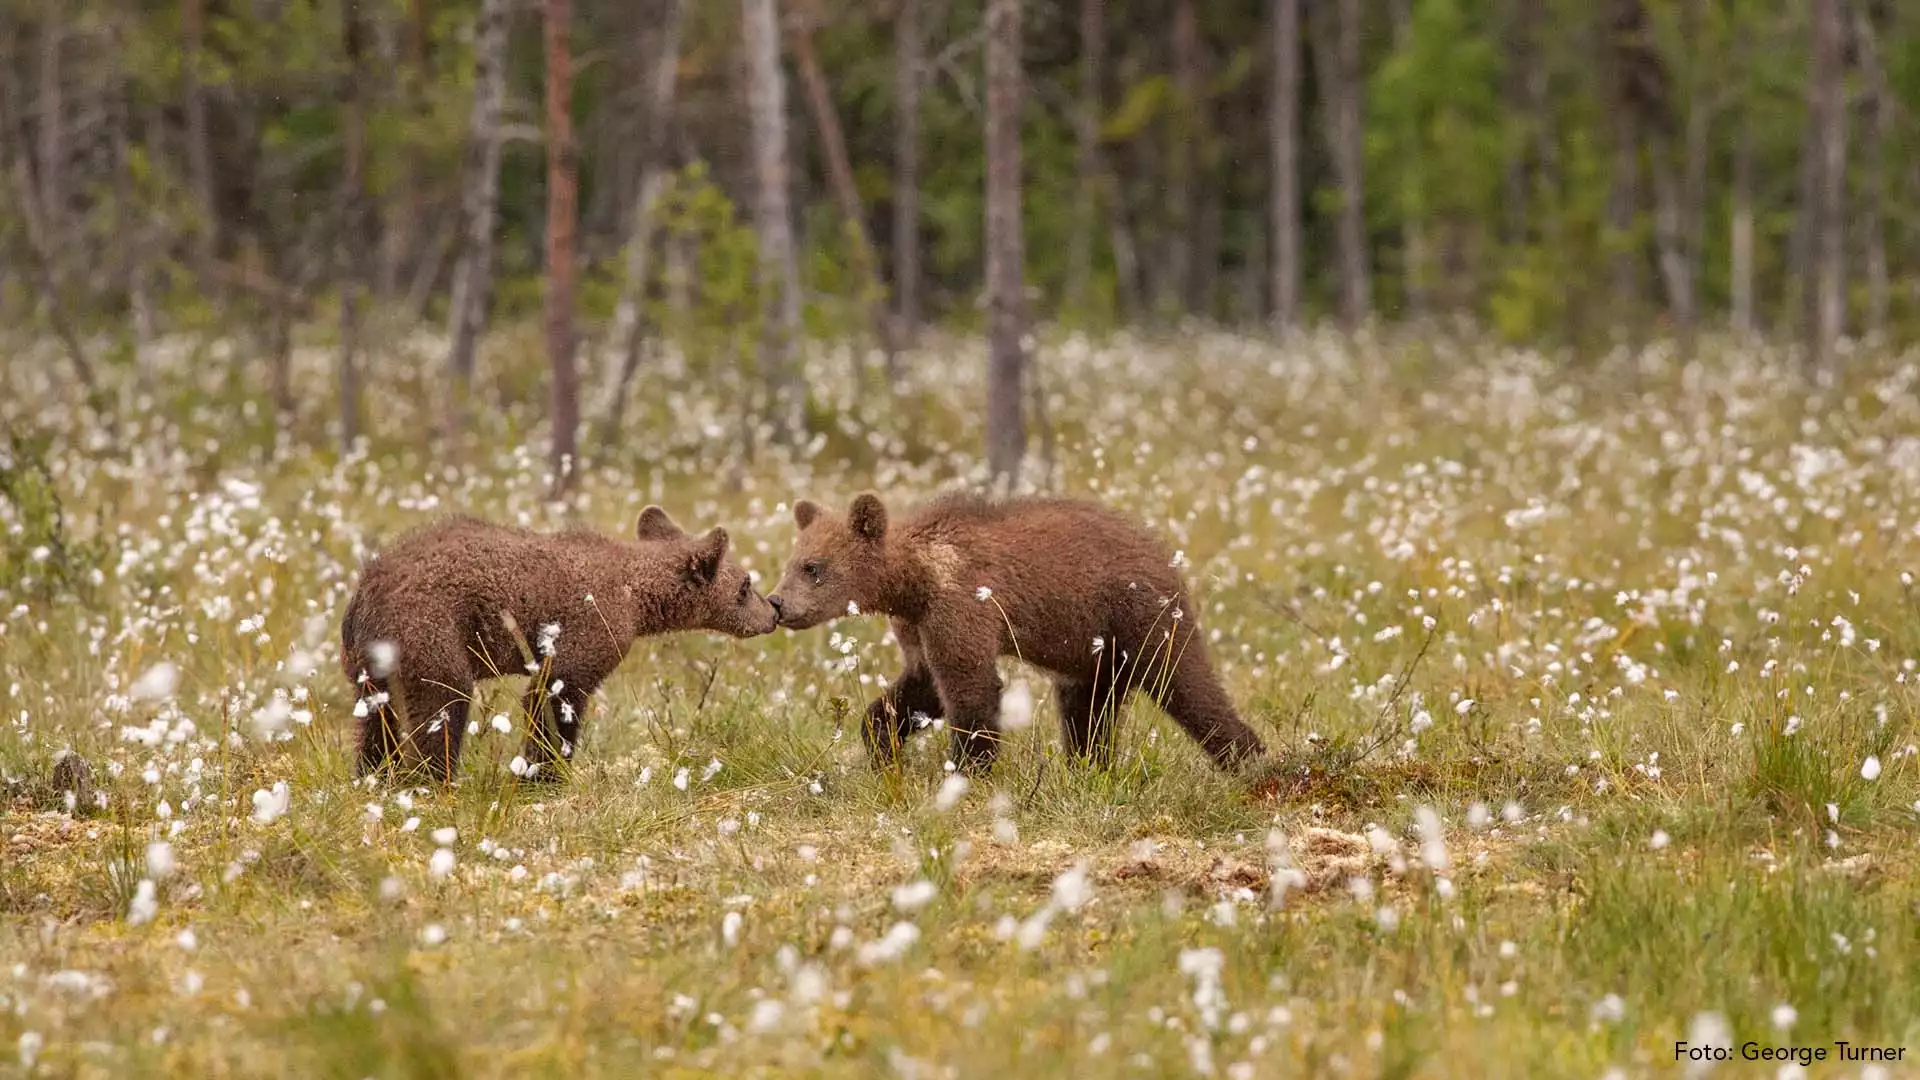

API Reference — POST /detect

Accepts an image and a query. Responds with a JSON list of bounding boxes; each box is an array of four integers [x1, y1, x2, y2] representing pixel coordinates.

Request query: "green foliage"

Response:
[[0, 430, 105, 604]]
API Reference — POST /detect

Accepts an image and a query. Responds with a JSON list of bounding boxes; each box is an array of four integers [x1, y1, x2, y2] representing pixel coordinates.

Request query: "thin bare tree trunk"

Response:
[[1160, 0, 1199, 319], [789, 8, 894, 367], [1269, 0, 1300, 330], [545, 0, 581, 495], [338, 0, 369, 452], [0, 61, 100, 408], [380, 0, 434, 301], [443, 0, 512, 442], [1065, 0, 1101, 316], [1647, 131, 1694, 330], [1807, 0, 1846, 368], [1853, 0, 1890, 341], [1311, 0, 1370, 329], [37, 13, 62, 237], [743, 0, 804, 444], [894, 0, 922, 348], [600, 0, 687, 445], [109, 62, 155, 395], [1387, 0, 1428, 318], [984, 0, 1026, 485], [1730, 105, 1754, 336], [182, 0, 217, 272]]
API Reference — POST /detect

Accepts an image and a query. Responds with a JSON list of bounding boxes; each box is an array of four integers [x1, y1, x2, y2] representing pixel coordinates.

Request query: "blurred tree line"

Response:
[[0, 0, 1914, 484]]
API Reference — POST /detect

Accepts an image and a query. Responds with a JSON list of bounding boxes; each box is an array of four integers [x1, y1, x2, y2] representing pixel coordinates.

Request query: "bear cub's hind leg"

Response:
[[1056, 675, 1123, 767]]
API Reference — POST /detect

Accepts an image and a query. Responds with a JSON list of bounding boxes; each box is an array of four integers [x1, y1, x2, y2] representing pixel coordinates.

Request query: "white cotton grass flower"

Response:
[[250, 782, 289, 825], [1684, 1012, 1733, 1078], [1178, 947, 1226, 1030], [251, 697, 293, 741], [857, 921, 922, 965], [128, 879, 159, 926], [1414, 806, 1449, 872], [536, 623, 561, 658], [146, 841, 176, 880], [428, 848, 456, 880], [431, 827, 457, 846], [1052, 861, 1094, 912], [847, 601, 861, 616], [891, 879, 937, 913], [1649, 830, 1671, 850], [130, 662, 180, 702], [1770, 1003, 1797, 1030], [722, 911, 744, 947], [419, 923, 447, 948], [747, 998, 786, 1033], [366, 640, 398, 678], [1862, 755, 1882, 781], [1000, 679, 1035, 732], [974, 586, 993, 602], [490, 714, 512, 734], [932, 774, 970, 812], [18, 1031, 43, 1069]]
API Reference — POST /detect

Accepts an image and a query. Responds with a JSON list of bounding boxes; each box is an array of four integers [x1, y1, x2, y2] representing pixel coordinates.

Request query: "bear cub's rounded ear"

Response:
[[849, 493, 888, 542], [685, 527, 729, 585], [793, 500, 821, 529], [635, 505, 686, 541]]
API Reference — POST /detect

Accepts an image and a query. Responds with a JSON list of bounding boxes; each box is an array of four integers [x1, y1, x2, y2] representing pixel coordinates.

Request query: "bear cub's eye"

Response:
[[736, 578, 752, 602], [803, 560, 823, 584]]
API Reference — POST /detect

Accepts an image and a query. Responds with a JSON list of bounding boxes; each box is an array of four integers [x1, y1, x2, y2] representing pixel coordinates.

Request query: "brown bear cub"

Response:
[[767, 492, 1267, 773], [340, 508, 777, 781]]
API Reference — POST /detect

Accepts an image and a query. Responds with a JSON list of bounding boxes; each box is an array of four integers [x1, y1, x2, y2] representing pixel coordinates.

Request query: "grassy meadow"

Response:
[[4, 328, 1920, 1078]]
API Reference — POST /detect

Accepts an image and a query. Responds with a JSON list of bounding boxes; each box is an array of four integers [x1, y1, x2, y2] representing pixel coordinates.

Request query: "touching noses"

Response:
[[766, 595, 785, 623]]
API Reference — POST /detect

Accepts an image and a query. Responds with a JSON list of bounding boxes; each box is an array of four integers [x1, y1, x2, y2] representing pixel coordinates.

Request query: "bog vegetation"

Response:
[[4, 329, 1920, 1076]]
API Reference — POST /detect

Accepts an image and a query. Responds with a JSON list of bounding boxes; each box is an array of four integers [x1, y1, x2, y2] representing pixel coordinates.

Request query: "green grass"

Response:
[[5, 327, 1920, 1077]]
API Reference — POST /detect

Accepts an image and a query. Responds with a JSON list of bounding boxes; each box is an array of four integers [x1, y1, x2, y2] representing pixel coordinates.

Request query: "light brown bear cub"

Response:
[[341, 508, 777, 781], [767, 492, 1267, 773]]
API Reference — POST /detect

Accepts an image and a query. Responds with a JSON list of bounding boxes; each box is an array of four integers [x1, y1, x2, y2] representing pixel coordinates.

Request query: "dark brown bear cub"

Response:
[[766, 492, 1267, 773], [340, 508, 777, 781]]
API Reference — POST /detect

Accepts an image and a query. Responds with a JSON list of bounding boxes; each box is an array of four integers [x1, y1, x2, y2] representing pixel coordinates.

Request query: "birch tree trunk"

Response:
[[743, 0, 805, 444], [1730, 106, 1754, 336], [984, 0, 1026, 485], [894, 0, 923, 346], [600, 0, 686, 445], [1269, 0, 1301, 330], [442, 0, 511, 442], [1807, 0, 1846, 368], [544, 0, 581, 495]]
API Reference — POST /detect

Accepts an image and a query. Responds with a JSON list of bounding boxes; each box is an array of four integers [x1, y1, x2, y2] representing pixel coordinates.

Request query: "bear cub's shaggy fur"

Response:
[[341, 507, 776, 781], [767, 492, 1267, 773]]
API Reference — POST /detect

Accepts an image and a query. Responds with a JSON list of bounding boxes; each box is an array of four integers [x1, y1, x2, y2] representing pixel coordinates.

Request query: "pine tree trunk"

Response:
[[742, 0, 805, 444], [600, 0, 686, 445], [984, 0, 1026, 485], [790, 9, 894, 366], [1065, 0, 1102, 316], [1269, 0, 1301, 330], [182, 0, 217, 273], [544, 0, 581, 495], [338, 0, 369, 453], [1807, 0, 1846, 368], [894, 0, 923, 348], [443, 0, 512, 442], [1312, 0, 1371, 329]]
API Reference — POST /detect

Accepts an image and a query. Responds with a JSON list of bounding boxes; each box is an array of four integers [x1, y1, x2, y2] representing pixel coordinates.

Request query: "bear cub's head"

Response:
[[634, 505, 780, 638], [766, 493, 889, 630]]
